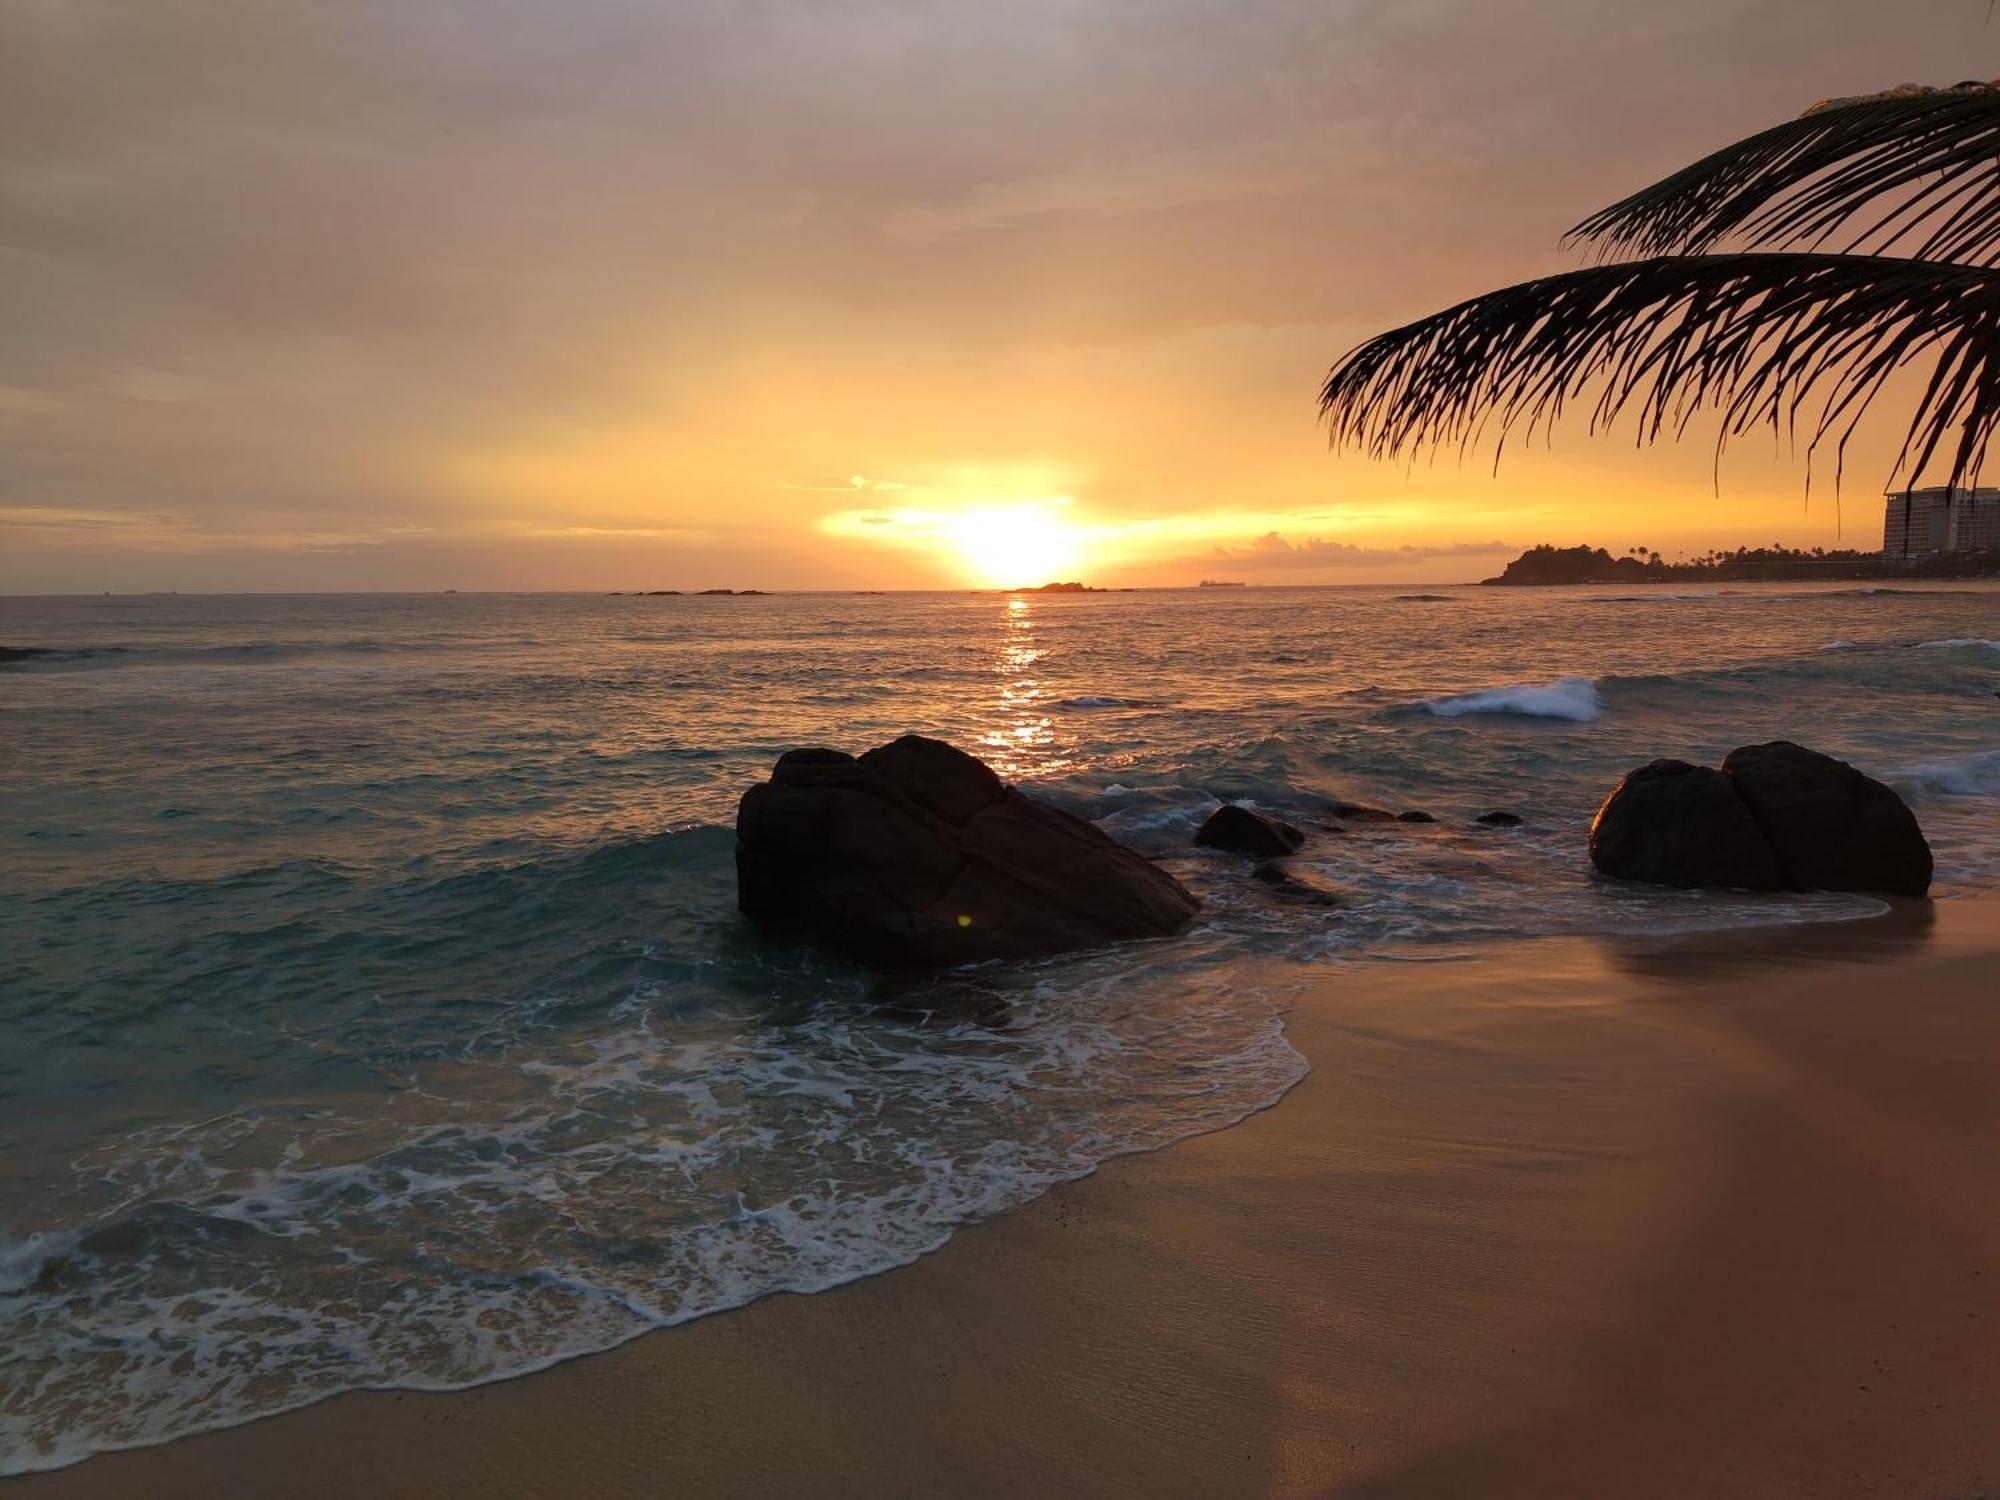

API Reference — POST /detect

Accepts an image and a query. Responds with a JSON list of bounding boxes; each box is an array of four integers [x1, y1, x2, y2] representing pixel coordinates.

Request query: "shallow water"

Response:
[[2, 582, 1997, 1471]]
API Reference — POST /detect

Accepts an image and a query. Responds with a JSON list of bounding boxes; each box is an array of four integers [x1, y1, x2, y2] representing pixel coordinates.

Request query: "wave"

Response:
[[1823, 586, 1990, 598], [1392, 593, 1455, 602], [1580, 590, 1723, 603], [0, 910, 1302, 1474], [0, 639, 471, 672], [1418, 676, 1602, 722], [1914, 638, 1999, 651], [1049, 695, 1160, 710], [0, 1228, 81, 1296], [0, 645, 133, 667], [1896, 749, 2000, 797]]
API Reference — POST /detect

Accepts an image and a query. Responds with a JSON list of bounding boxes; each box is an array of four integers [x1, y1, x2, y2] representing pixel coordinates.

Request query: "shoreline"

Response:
[[15, 897, 2000, 1497]]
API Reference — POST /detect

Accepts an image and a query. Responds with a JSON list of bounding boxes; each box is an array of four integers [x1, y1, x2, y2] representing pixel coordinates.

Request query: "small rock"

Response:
[[1330, 802, 1397, 823], [1475, 811, 1524, 827], [1194, 804, 1306, 858], [1248, 862, 1347, 906], [1397, 810, 1437, 824]]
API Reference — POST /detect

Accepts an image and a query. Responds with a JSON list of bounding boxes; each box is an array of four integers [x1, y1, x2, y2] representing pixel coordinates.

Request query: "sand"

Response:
[[19, 897, 1999, 1498]]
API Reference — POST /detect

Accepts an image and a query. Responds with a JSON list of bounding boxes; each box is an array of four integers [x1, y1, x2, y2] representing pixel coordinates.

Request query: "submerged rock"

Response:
[[1475, 811, 1524, 827], [1329, 802, 1398, 823], [1193, 804, 1306, 858], [736, 735, 1199, 967], [1590, 740, 1930, 896], [1249, 861, 1347, 906]]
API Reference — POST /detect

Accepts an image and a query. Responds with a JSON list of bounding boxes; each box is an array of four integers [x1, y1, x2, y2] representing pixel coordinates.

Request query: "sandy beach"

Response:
[[16, 894, 1994, 1498]]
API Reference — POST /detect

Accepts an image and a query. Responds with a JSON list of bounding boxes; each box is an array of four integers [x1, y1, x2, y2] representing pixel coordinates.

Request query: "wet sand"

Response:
[[20, 898, 1999, 1498]]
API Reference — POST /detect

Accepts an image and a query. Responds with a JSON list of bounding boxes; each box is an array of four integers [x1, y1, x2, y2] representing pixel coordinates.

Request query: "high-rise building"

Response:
[[1882, 487, 2000, 556]]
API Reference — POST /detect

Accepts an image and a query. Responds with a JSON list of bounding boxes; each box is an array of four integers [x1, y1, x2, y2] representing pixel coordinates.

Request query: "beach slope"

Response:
[[24, 900, 1999, 1498]]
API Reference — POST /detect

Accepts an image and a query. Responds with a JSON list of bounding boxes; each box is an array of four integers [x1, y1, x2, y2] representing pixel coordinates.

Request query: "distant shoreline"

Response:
[[1480, 542, 2000, 587]]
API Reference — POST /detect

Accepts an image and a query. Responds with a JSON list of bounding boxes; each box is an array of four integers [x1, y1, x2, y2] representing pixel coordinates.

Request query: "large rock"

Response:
[[1193, 804, 1305, 858], [1590, 741, 1930, 896], [736, 735, 1200, 967], [1589, 759, 1784, 890], [1720, 741, 1933, 896]]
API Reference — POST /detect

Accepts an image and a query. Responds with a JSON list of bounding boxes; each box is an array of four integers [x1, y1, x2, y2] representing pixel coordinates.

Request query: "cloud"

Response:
[[0, 0, 1978, 589], [0, 506, 180, 531], [1193, 531, 1516, 569]]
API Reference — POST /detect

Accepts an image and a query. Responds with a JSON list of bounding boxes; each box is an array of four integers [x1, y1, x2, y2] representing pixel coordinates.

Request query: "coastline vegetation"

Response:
[[1482, 540, 2000, 585]]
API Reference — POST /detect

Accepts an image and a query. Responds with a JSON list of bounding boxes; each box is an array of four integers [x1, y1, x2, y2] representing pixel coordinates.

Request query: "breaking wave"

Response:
[[1897, 748, 2000, 798], [1417, 676, 1603, 722]]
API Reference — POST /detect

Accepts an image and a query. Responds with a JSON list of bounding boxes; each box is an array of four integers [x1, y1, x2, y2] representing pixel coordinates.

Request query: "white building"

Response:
[[1882, 486, 2000, 556]]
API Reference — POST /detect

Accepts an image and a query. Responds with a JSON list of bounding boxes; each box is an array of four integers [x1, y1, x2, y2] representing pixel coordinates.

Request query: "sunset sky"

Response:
[[1, 1, 1989, 592]]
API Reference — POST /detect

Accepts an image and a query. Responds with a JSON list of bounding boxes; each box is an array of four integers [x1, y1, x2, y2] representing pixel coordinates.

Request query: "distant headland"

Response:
[[1009, 581, 1135, 593], [1481, 543, 2000, 586]]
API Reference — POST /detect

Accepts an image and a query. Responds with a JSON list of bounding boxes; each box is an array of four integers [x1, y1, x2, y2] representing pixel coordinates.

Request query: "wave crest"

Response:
[[1897, 749, 2000, 797], [1419, 676, 1602, 722]]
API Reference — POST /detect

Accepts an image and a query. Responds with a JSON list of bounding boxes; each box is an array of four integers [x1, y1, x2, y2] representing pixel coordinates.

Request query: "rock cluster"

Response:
[[1590, 740, 1930, 896]]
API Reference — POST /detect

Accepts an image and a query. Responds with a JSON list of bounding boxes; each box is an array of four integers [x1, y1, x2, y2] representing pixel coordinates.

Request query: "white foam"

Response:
[[0, 1228, 81, 1295], [0, 960, 1305, 1476], [1897, 749, 2000, 797], [1914, 638, 1999, 651], [1419, 676, 1602, 722]]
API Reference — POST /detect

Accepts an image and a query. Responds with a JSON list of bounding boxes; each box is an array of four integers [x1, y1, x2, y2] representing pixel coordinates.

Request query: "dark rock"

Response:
[[1249, 862, 1347, 906], [1475, 811, 1524, 827], [1719, 741, 1932, 896], [736, 735, 1199, 967], [1330, 802, 1397, 823], [1397, 810, 1437, 824], [1589, 743, 1931, 896], [1193, 804, 1306, 858], [1590, 760, 1784, 890]]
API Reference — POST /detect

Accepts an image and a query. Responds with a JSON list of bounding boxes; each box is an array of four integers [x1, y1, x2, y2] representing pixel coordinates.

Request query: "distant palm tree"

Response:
[[1320, 83, 2000, 495]]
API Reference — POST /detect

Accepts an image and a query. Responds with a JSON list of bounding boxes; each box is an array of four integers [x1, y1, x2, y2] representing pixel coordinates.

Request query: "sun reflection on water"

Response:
[[976, 596, 1075, 780]]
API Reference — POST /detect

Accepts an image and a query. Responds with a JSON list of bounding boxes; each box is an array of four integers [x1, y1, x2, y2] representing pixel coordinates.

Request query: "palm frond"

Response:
[[1566, 83, 2000, 264], [1319, 253, 2000, 493]]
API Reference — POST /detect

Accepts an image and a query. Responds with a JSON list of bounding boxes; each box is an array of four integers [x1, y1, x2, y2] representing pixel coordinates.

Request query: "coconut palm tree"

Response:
[[1319, 82, 2000, 494]]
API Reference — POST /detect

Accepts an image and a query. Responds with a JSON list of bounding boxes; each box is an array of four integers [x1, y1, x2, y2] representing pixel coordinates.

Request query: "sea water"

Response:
[[3, 583, 1997, 1470]]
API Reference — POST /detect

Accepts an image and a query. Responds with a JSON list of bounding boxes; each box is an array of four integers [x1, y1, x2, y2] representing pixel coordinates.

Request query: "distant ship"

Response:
[[1198, 579, 1247, 588]]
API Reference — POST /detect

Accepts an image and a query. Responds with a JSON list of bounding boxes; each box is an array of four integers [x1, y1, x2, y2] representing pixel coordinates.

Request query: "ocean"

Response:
[[3, 583, 1997, 1472]]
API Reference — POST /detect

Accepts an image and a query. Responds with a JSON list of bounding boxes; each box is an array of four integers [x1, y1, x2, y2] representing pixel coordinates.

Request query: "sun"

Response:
[[950, 504, 1084, 588]]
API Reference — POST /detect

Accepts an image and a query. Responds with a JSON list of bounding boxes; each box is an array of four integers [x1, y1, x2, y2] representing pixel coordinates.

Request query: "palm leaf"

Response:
[[1318, 253, 2000, 493], [1567, 83, 2000, 264]]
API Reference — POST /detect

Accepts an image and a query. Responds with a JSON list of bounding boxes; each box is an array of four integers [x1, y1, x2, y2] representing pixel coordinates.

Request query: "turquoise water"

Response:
[[3, 583, 1997, 1470]]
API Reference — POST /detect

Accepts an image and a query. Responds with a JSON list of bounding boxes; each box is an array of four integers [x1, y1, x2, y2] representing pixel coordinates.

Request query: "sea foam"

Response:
[[1898, 749, 2000, 797], [1419, 676, 1602, 722]]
